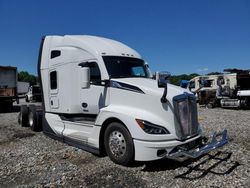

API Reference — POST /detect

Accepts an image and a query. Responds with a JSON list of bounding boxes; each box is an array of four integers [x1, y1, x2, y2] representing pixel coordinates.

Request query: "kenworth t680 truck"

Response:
[[19, 35, 228, 165]]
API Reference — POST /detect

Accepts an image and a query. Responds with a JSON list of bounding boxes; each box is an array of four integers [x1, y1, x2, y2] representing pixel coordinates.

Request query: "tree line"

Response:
[[169, 73, 200, 86], [17, 70, 226, 87], [18, 71, 38, 86]]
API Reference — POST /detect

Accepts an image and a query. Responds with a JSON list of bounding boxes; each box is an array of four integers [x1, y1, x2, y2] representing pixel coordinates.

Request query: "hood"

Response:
[[112, 77, 192, 101]]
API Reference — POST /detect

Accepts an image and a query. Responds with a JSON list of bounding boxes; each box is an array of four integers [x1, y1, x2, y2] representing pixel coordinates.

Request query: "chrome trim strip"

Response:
[[110, 80, 145, 94]]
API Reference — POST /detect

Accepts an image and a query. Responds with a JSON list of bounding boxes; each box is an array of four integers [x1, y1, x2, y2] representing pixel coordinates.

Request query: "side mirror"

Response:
[[156, 71, 171, 103], [80, 67, 90, 89], [78, 61, 98, 89], [156, 71, 171, 88]]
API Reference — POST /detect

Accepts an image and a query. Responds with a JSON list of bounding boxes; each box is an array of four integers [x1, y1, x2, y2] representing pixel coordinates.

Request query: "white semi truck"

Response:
[[19, 35, 228, 165]]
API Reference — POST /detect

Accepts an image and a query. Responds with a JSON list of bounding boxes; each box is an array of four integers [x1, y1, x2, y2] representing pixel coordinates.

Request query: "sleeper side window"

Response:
[[90, 63, 101, 81], [50, 71, 57, 90], [51, 50, 61, 59]]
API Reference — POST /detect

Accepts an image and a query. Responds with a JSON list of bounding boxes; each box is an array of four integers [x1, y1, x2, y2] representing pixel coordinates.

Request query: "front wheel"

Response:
[[104, 122, 134, 166]]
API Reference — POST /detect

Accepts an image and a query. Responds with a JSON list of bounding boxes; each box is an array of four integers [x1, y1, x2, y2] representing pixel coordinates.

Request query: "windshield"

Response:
[[103, 56, 150, 78]]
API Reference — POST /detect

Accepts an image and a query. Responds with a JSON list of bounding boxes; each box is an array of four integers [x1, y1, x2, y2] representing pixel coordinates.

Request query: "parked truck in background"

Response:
[[0, 66, 18, 111], [19, 35, 228, 166], [17, 81, 30, 95], [25, 85, 42, 102], [185, 69, 250, 108]]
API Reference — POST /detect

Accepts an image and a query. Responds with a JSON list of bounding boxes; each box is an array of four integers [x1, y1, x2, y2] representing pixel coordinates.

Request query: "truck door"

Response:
[[80, 61, 108, 115], [62, 61, 108, 144]]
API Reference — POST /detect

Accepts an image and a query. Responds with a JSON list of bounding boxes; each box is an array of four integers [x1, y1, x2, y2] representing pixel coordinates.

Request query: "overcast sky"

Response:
[[0, 0, 249, 75]]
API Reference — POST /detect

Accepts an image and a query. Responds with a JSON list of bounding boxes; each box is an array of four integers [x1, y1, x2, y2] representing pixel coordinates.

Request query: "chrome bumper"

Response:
[[168, 129, 229, 161]]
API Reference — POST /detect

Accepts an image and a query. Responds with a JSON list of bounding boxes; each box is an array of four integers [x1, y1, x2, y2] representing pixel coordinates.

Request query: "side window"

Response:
[[50, 71, 57, 90], [90, 63, 101, 81], [189, 81, 195, 89], [217, 77, 225, 85], [51, 50, 61, 59], [131, 66, 146, 77], [204, 80, 212, 87]]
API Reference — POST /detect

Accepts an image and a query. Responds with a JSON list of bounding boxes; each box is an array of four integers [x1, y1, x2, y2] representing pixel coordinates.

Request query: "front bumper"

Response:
[[168, 129, 228, 161], [133, 129, 228, 162]]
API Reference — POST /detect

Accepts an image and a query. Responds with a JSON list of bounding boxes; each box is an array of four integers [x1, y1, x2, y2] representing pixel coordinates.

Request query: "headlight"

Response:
[[136, 119, 170, 135]]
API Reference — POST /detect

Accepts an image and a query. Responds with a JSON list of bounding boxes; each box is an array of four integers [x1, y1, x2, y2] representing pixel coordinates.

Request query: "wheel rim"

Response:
[[28, 112, 33, 127], [109, 130, 126, 158]]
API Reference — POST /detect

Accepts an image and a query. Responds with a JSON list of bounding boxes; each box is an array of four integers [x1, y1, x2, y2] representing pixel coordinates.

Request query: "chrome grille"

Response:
[[173, 93, 199, 140]]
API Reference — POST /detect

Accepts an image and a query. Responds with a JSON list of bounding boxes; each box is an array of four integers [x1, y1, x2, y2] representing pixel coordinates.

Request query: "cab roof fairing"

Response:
[[40, 35, 143, 71]]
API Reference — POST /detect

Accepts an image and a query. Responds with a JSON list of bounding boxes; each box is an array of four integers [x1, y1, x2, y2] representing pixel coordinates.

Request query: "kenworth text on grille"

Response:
[[19, 35, 229, 166]]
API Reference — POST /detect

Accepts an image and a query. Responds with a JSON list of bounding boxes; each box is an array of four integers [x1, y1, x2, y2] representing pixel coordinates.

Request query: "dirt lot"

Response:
[[0, 103, 250, 187]]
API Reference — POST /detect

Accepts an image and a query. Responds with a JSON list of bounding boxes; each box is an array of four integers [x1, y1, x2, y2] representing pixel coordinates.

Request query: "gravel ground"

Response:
[[0, 105, 249, 188]]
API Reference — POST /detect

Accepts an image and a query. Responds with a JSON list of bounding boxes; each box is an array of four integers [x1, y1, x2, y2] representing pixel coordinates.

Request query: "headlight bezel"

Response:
[[136, 119, 170, 135]]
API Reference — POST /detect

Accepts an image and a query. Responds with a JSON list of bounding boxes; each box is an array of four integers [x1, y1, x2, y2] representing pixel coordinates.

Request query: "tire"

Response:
[[28, 105, 42, 131], [206, 103, 214, 109], [5, 102, 13, 112], [104, 122, 134, 166], [19, 105, 29, 127]]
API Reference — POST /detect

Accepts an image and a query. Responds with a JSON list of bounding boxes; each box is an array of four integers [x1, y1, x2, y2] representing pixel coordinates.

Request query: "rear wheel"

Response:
[[206, 102, 214, 109], [19, 105, 29, 127], [28, 105, 42, 131], [5, 102, 13, 112], [104, 122, 134, 166]]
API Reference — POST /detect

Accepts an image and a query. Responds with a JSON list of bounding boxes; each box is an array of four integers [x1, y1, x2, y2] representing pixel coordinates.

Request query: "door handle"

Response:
[[82, 103, 88, 108]]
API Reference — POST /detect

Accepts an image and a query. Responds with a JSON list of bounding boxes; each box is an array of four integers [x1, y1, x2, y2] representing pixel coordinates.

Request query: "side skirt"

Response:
[[42, 114, 100, 155], [63, 137, 100, 155]]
